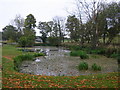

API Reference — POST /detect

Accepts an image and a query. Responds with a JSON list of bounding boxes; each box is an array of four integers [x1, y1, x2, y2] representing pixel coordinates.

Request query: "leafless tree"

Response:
[[11, 14, 24, 32], [53, 16, 66, 42], [75, 0, 106, 48]]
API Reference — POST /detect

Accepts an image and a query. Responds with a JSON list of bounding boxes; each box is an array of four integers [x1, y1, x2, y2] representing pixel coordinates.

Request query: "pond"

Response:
[[19, 46, 118, 76]]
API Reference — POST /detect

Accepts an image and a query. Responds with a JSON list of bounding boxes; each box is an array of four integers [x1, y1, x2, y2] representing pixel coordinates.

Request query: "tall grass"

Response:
[[91, 63, 101, 71], [78, 62, 88, 70]]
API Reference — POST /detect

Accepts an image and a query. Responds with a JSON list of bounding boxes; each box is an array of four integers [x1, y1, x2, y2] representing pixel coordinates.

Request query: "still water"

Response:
[[19, 46, 118, 76]]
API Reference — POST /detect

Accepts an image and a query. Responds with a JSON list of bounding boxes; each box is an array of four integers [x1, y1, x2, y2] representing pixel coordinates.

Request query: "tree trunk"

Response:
[[81, 36, 84, 46], [91, 24, 99, 49], [103, 33, 106, 44]]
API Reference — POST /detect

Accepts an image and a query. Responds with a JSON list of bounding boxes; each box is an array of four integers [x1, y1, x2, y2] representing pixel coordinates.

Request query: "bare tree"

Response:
[[11, 14, 24, 32], [75, 0, 106, 48], [53, 16, 66, 42]]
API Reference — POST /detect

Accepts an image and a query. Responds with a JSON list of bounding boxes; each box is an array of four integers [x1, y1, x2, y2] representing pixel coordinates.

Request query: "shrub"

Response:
[[88, 49, 106, 55], [18, 54, 33, 60], [70, 51, 81, 56], [13, 54, 34, 71], [82, 48, 91, 54], [47, 37, 61, 46], [18, 36, 28, 47], [17, 48, 23, 51], [13, 53, 45, 71], [91, 63, 101, 71], [89, 50, 98, 54], [80, 52, 89, 59], [97, 49, 106, 55], [78, 62, 88, 70], [70, 50, 89, 59], [33, 53, 45, 57], [18, 35, 35, 47], [105, 48, 118, 58], [70, 45, 82, 51], [110, 53, 120, 59], [89, 49, 101, 54]]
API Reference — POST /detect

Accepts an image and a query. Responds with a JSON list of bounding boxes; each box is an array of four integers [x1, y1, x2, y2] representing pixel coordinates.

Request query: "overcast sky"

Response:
[[0, 0, 119, 36]]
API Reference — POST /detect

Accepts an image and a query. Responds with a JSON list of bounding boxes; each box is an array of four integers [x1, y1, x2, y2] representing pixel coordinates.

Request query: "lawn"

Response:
[[2, 45, 23, 57], [2, 45, 120, 88]]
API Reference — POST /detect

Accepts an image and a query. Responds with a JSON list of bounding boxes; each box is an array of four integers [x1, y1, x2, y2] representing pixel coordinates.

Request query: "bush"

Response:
[[13, 54, 34, 71], [70, 50, 89, 59], [18, 35, 35, 47], [70, 51, 81, 56], [105, 48, 118, 58], [17, 48, 23, 51], [97, 49, 106, 55], [18, 36, 28, 47], [91, 63, 101, 71], [78, 62, 88, 70], [47, 37, 61, 46], [89, 50, 101, 54], [15, 54, 33, 61], [80, 52, 89, 59], [82, 48, 91, 54], [110, 53, 120, 59], [33, 53, 45, 57], [70, 45, 82, 51]]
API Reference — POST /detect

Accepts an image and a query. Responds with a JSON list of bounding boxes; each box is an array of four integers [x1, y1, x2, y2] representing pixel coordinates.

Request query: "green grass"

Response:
[[2, 45, 119, 88], [2, 45, 23, 57]]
